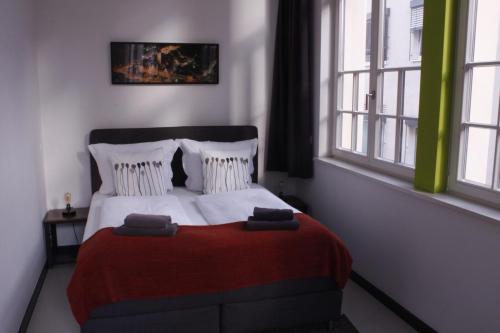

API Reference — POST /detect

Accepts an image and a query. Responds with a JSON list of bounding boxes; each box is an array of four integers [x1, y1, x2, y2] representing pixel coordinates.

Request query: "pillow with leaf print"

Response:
[[178, 138, 257, 192], [110, 149, 168, 196], [88, 139, 179, 195], [200, 150, 252, 194]]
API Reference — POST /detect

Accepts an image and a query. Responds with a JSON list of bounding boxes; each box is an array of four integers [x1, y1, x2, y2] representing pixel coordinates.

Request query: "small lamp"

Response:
[[62, 192, 76, 217]]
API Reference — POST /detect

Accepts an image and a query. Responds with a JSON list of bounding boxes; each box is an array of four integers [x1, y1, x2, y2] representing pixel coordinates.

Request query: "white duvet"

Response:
[[195, 188, 299, 225], [82, 186, 299, 242], [83, 194, 192, 242]]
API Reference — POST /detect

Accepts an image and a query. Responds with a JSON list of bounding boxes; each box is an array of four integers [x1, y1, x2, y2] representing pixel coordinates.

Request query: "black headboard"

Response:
[[89, 126, 258, 193]]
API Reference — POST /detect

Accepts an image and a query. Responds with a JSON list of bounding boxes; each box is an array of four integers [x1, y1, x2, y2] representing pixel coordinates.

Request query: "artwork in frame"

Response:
[[110, 42, 219, 84]]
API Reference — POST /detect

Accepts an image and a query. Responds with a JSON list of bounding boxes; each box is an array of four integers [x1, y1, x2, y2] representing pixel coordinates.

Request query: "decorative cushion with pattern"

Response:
[[178, 138, 258, 192], [111, 149, 168, 196], [89, 139, 179, 195], [201, 150, 252, 194]]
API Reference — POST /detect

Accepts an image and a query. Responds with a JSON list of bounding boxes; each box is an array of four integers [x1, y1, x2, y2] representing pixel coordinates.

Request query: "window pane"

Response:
[[340, 74, 353, 110], [497, 157, 500, 191], [497, 155, 500, 191], [378, 116, 396, 161], [410, 28, 423, 62], [403, 70, 421, 117], [357, 73, 370, 111], [382, 0, 424, 68], [381, 71, 398, 115], [343, 0, 372, 70], [464, 127, 497, 186], [401, 119, 418, 166], [339, 113, 353, 150], [355, 114, 369, 154], [473, 0, 500, 62], [469, 67, 500, 125]]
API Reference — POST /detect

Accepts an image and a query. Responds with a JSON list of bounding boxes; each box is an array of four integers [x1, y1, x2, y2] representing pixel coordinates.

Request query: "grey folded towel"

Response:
[[124, 213, 172, 229], [113, 223, 178, 237], [253, 207, 294, 221], [245, 217, 299, 231]]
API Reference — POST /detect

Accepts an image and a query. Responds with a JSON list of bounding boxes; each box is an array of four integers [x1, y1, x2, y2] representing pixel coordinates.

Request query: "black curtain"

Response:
[[266, 0, 313, 178]]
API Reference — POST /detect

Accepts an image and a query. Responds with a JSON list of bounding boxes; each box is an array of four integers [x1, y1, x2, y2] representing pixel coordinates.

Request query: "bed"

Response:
[[68, 126, 352, 333]]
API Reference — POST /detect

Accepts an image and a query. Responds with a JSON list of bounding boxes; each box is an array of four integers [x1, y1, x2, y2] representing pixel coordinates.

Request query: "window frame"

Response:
[[331, 0, 420, 180], [449, 0, 500, 208]]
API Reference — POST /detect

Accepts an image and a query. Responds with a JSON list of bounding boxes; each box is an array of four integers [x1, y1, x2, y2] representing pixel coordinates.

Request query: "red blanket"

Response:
[[67, 213, 352, 325]]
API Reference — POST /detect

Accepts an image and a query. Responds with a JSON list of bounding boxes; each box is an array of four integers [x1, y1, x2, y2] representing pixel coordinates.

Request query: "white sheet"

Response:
[[171, 184, 265, 225], [82, 184, 285, 242], [170, 187, 211, 226], [102, 194, 191, 226], [83, 186, 226, 242], [83, 192, 110, 242], [83, 194, 193, 242], [195, 188, 299, 225]]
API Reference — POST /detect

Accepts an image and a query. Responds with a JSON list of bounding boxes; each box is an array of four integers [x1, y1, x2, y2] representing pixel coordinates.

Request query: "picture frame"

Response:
[[110, 42, 219, 85]]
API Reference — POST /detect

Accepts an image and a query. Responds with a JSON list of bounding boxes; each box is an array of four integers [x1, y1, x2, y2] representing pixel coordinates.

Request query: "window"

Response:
[[409, 0, 423, 62], [365, 15, 371, 62], [450, 0, 500, 206], [334, 0, 424, 178], [366, 10, 390, 62]]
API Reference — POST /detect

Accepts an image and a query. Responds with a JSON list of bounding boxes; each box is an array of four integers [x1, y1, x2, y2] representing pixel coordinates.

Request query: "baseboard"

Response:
[[350, 271, 437, 333], [18, 262, 48, 333]]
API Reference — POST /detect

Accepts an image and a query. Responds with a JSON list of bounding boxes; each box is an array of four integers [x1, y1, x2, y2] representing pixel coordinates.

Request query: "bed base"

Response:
[[82, 278, 342, 333], [82, 290, 342, 333]]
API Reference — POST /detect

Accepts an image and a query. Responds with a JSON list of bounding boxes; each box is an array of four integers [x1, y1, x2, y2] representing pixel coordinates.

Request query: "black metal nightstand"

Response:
[[43, 207, 89, 267]]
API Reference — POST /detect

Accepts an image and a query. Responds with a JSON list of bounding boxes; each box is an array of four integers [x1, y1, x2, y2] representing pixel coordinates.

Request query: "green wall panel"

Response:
[[414, 0, 458, 193]]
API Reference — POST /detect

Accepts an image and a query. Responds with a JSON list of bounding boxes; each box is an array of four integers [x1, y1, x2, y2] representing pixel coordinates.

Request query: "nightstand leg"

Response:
[[44, 224, 53, 268], [50, 225, 58, 267], [50, 224, 58, 249]]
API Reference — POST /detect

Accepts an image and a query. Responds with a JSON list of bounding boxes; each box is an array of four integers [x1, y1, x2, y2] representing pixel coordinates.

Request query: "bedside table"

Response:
[[43, 207, 89, 268]]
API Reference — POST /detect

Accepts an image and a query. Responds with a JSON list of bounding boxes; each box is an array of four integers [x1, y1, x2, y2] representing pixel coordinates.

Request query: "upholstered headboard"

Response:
[[89, 126, 259, 194]]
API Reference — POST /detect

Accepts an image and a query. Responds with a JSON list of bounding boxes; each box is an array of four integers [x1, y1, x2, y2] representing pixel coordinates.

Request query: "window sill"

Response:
[[316, 157, 500, 224]]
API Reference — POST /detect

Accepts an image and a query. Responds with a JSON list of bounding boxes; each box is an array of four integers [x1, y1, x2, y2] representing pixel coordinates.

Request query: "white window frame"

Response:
[[331, 0, 420, 180], [449, 0, 500, 208]]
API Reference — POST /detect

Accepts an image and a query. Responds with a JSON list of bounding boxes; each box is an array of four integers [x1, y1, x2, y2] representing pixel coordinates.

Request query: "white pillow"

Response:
[[89, 139, 179, 195], [178, 138, 258, 192], [201, 150, 252, 194], [111, 149, 167, 196]]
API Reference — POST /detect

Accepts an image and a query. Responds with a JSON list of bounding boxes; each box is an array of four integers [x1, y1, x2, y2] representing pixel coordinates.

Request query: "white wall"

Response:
[[37, 0, 279, 208], [0, 0, 46, 331], [306, 1, 500, 331], [36, 0, 280, 244], [298, 162, 500, 332]]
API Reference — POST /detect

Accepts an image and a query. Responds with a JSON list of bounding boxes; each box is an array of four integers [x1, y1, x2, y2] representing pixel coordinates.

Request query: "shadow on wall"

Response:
[[228, 0, 279, 186], [226, 0, 296, 194], [37, 0, 280, 209]]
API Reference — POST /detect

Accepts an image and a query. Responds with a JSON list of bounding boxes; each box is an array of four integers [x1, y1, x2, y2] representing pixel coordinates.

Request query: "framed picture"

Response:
[[110, 42, 219, 84]]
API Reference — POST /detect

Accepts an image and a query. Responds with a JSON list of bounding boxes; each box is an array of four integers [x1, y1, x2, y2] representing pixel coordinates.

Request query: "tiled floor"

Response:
[[26, 264, 416, 333]]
